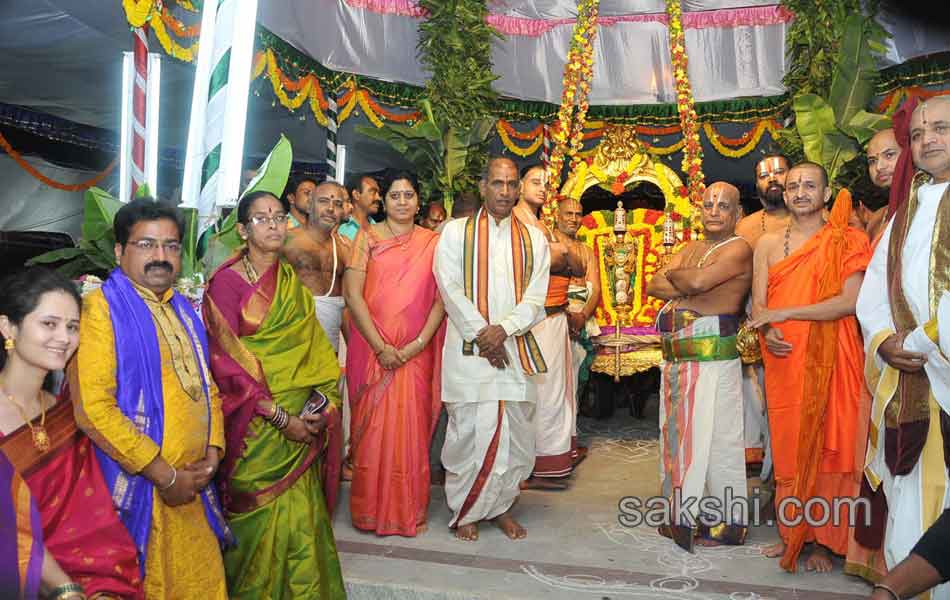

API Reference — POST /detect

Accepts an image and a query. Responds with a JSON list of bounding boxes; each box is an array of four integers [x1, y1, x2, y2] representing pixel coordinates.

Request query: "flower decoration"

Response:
[[665, 0, 705, 207], [542, 0, 601, 228]]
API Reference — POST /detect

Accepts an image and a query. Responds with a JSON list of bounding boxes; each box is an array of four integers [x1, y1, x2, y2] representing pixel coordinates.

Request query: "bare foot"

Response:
[[455, 522, 478, 541], [805, 545, 833, 573], [520, 477, 568, 491], [416, 522, 428, 535], [762, 541, 785, 558], [493, 510, 527, 540]]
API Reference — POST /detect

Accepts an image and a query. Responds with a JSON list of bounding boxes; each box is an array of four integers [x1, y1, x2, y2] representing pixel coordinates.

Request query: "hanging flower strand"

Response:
[[542, 0, 601, 227], [666, 0, 705, 208]]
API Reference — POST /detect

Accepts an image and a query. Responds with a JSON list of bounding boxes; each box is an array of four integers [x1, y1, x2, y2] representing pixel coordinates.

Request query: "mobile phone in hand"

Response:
[[299, 390, 329, 417]]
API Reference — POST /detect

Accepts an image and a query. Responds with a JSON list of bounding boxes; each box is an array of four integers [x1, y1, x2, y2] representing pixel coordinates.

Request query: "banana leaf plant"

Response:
[[776, 13, 891, 189], [356, 99, 495, 214], [28, 186, 203, 281]]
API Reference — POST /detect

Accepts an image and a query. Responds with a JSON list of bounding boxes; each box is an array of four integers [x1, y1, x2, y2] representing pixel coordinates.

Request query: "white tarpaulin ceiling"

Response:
[[260, 0, 789, 104], [0, 1, 947, 167]]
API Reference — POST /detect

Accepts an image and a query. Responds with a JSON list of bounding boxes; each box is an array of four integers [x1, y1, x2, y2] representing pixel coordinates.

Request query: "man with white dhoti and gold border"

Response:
[[856, 96, 950, 600], [647, 182, 753, 551], [435, 157, 550, 541], [513, 166, 586, 490]]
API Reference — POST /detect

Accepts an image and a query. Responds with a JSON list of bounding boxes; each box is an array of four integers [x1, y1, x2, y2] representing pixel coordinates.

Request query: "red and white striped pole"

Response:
[[131, 25, 149, 197], [541, 123, 551, 169], [120, 25, 160, 203]]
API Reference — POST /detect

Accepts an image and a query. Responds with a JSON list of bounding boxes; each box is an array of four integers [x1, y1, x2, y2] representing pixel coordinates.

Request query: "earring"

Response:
[[3, 338, 13, 351]]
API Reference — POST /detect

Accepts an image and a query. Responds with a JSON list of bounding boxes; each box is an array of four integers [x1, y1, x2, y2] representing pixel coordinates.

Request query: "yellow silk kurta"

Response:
[[73, 285, 227, 600]]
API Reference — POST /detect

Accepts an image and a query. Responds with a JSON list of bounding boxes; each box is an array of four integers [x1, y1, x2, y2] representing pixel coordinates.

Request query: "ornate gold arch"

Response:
[[559, 124, 694, 218]]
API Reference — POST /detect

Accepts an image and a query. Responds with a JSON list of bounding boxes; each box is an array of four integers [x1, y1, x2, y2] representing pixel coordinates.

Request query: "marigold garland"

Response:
[[498, 118, 777, 159], [496, 122, 545, 157], [703, 120, 779, 158], [0, 131, 118, 192], [543, 0, 601, 226], [666, 0, 704, 207], [122, 0, 153, 28], [160, 7, 200, 38], [150, 9, 199, 62]]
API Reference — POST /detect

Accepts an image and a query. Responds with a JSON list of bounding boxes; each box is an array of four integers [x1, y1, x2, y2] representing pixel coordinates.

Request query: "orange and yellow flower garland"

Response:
[[666, 0, 704, 207], [542, 0, 600, 226], [497, 118, 779, 159]]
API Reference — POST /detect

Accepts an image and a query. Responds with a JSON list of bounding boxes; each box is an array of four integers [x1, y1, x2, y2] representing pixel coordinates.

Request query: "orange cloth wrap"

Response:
[[759, 190, 872, 571], [545, 274, 571, 308]]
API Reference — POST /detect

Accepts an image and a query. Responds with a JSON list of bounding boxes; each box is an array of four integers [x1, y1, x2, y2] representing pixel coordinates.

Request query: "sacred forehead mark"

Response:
[[756, 157, 785, 176]]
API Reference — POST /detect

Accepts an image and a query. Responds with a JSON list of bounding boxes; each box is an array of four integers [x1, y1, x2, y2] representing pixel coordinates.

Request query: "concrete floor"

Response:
[[333, 402, 874, 599]]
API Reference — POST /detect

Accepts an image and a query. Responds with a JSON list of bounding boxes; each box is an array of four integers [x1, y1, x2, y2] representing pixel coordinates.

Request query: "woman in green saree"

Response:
[[203, 191, 346, 599]]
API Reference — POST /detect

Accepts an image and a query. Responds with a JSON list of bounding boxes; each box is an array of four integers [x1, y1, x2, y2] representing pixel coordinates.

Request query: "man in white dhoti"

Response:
[[283, 181, 354, 473], [647, 182, 753, 551], [283, 180, 352, 353], [513, 166, 585, 490], [856, 96, 950, 600], [434, 157, 550, 541], [735, 156, 790, 480]]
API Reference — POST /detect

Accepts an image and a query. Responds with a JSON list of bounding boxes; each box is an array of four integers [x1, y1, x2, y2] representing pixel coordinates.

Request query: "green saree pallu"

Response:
[[204, 256, 346, 600]]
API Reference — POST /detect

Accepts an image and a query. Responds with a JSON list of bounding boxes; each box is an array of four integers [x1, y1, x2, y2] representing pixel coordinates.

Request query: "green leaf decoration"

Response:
[[81, 187, 123, 246], [201, 203, 241, 276], [829, 14, 882, 133], [777, 8, 890, 191], [845, 110, 892, 145], [26, 246, 85, 265], [793, 94, 839, 165], [240, 134, 293, 200], [179, 208, 200, 279], [134, 183, 153, 199]]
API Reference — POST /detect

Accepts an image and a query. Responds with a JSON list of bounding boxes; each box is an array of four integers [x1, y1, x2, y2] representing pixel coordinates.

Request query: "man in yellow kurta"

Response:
[[70, 199, 232, 599]]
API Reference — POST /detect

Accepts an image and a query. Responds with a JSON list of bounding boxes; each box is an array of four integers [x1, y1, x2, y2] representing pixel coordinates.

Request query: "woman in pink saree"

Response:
[[343, 172, 445, 537]]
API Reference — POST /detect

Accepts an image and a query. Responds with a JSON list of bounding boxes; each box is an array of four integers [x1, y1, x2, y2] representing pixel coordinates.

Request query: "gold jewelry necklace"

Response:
[[760, 210, 766, 233], [385, 220, 412, 251], [242, 253, 260, 283], [784, 222, 791, 258], [4, 390, 50, 452]]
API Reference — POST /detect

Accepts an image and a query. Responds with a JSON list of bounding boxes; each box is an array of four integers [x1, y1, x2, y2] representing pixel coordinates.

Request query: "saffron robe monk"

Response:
[[749, 162, 872, 573]]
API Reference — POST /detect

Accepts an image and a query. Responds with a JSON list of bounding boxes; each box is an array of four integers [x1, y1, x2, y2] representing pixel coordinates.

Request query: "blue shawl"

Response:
[[98, 269, 233, 574]]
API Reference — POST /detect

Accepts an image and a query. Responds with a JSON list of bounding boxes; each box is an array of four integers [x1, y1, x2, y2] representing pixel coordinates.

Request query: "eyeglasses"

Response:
[[127, 239, 182, 254], [249, 214, 289, 226]]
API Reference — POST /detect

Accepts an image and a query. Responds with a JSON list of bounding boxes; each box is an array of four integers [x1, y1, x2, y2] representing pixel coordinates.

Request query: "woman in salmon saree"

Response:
[[343, 172, 446, 537]]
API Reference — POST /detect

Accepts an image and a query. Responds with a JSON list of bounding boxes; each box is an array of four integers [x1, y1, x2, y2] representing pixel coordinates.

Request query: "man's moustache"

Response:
[[145, 261, 174, 273]]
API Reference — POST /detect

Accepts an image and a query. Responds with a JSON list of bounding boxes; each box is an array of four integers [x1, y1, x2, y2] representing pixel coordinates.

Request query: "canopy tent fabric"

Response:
[[0, 0, 947, 207], [260, 0, 790, 105], [0, 154, 97, 239]]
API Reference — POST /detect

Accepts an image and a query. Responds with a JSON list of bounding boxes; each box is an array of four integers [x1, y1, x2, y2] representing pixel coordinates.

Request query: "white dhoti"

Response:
[[338, 335, 351, 459], [442, 400, 535, 527], [315, 295, 348, 459], [658, 312, 748, 540], [531, 312, 576, 477], [313, 295, 345, 353]]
